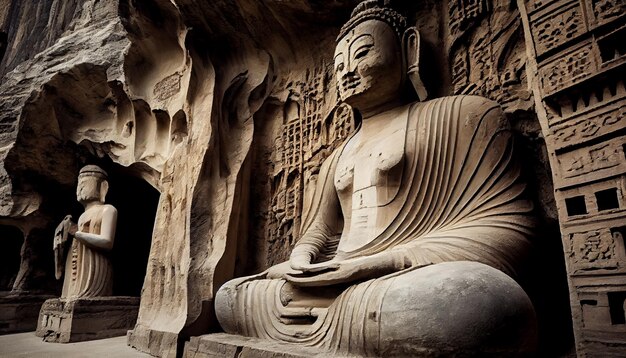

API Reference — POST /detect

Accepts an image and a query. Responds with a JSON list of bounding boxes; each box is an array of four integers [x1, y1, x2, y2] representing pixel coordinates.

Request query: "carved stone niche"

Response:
[[0, 224, 56, 334], [0, 0, 187, 350], [0, 223, 56, 335], [32, 164, 159, 343]]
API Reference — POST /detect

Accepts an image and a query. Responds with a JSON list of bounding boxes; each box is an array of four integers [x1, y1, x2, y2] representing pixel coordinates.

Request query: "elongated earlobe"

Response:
[[402, 27, 428, 101], [100, 181, 109, 202]]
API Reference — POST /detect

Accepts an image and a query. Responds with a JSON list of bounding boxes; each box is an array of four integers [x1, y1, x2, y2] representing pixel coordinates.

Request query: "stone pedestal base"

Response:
[[127, 325, 179, 358], [183, 333, 326, 358], [35, 296, 139, 343], [0, 293, 55, 334]]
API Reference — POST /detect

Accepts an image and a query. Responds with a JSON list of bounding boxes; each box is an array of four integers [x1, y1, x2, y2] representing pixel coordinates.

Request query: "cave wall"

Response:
[[2, 0, 623, 357]]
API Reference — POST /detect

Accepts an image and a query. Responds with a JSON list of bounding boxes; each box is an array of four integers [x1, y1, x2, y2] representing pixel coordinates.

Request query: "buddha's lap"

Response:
[[216, 261, 536, 354], [376, 261, 537, 354]]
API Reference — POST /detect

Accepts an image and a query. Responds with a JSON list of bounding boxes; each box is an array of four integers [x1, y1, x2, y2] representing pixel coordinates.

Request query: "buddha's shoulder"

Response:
[[410, 95, 507, 127], [412, 95, 501, 113], [101, 204, 118, 215]]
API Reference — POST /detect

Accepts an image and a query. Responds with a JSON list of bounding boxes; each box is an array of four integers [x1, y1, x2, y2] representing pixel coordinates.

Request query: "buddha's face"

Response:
[[76, 175, 105, 204], [334, 20, 404, 111]]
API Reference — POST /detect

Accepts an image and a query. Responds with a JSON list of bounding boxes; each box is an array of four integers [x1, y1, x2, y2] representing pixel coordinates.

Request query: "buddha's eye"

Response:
[[354, 46, 372, 60], [336, 63, 345, 73]]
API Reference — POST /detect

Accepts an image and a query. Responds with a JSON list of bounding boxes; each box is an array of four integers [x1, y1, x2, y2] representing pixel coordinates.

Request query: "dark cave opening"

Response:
[[0, 225, 23, 292], [107, 166, 159, 297], [0, 31, 7, 66]]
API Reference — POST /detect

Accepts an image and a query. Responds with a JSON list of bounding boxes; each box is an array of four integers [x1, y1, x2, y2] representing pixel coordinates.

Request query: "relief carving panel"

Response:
[[448, 0, 533, 112], [588, 0, 626, 27], [551, 101, 626, 150], [539, 43, 597, 96], [567, 229, 623, 272], [263, 64, 355, 266], [153, 72, 183, 101], [556, 136, 626, 181], [530, 2, 586, 56], [519, 0, 626, 351]]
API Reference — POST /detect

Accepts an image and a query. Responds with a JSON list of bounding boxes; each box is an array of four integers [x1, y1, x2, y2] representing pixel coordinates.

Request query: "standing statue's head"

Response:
[[334, 0, 427, 113], [77, 165, 109, 204]]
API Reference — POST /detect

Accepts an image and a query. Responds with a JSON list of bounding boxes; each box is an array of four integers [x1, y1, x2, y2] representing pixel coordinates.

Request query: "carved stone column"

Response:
[[518, 0, 626, 355]]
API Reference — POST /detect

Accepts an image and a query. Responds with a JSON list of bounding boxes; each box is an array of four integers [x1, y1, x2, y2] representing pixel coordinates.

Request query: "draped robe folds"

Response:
[[61, 206, 113, 299], [217, 95, 536, 355]]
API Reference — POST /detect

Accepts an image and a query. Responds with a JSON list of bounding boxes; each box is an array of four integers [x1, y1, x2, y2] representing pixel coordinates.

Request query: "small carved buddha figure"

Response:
[[59, 165, 117, 299], [216, 1, 538, 356]]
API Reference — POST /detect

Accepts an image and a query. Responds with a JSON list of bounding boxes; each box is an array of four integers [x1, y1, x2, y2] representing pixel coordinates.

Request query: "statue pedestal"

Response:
[[127, 325, 180, 358], [183, 333, 326, 358], [0, 292, 55, 334], [35, 296, 139, 343]]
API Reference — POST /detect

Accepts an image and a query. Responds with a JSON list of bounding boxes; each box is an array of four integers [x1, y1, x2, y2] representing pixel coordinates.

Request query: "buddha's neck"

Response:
[[359, 98, 407, 132], [83, 201, 103, 211]]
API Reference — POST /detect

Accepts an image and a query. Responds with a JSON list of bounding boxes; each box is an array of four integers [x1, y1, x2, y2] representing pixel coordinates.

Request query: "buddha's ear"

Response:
[[402, 27, 428, 101], [99, 180, 109, 202]]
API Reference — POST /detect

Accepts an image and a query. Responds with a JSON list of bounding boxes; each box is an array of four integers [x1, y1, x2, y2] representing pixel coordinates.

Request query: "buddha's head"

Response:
[[334, 0, 426, 113], [76, 165, 109, 205]]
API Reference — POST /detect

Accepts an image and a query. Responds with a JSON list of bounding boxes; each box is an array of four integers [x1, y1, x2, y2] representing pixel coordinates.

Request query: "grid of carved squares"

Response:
[[559, 176, 625, 220], [524, 0, 626, 349], [267, 99, 355, 247], [527, 0, 626, 58], [579, 288, 626, 331]]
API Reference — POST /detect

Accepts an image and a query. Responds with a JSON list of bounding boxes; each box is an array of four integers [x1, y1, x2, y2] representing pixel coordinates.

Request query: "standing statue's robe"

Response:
[[216, 96, 535, 356], [61, 206, 113, 299]]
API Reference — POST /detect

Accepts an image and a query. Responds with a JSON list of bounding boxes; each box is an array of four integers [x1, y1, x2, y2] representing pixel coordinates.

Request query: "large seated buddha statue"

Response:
[[216, 1, 538, 356]]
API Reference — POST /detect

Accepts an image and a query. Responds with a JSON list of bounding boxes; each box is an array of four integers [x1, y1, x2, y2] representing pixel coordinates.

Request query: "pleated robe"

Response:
[[61, 206, 113, 299]]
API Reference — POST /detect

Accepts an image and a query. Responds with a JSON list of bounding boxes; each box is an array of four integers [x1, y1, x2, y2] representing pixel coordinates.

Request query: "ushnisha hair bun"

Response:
[[79, 165, 108, 180], [337, 0, 407, 42]]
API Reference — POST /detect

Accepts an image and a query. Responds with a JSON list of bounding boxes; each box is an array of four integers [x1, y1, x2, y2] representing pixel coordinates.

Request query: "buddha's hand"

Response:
[[68, 222, 78, 236], [291, 258, 340, 273], [289, 253, 312, 272], [285, 253, 409, 287], [74, 231, 85, 239], [289, 243, 339, 273]]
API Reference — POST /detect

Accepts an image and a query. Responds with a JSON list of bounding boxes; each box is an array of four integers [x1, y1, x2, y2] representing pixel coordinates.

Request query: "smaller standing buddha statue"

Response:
[[54, 165, 117, 299]]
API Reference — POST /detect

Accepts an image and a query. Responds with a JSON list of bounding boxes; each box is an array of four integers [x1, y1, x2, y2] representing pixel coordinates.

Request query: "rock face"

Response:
[[0, 0, 622, 357]]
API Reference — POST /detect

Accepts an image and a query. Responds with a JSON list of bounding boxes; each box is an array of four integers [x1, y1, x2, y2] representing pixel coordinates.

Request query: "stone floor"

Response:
[[0, 332, 150, 357]]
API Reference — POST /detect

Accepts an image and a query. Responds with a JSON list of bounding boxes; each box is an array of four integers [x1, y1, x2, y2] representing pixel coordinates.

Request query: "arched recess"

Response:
[[0, 225, 23, 292]]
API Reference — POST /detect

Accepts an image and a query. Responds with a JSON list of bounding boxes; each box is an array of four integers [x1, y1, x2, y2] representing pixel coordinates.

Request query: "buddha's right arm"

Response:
[[290, 154, 342, 270], [290, 221, 336, 269], [74, 205, 117, 251]]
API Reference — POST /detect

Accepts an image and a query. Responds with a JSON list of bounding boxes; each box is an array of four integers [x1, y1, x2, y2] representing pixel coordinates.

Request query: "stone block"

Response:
[[0, 293, 54, 334], [183, 333, 327, 358], [127, 325, 179, 357], [35, 296, 139, 343]]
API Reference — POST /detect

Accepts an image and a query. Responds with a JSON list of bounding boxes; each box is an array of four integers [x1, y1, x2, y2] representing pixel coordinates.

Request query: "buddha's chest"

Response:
[[338, 137, 402, 187], [78, 207, 103, 234], [334, 115, 406, 210], [334, 122, 406, 251]]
